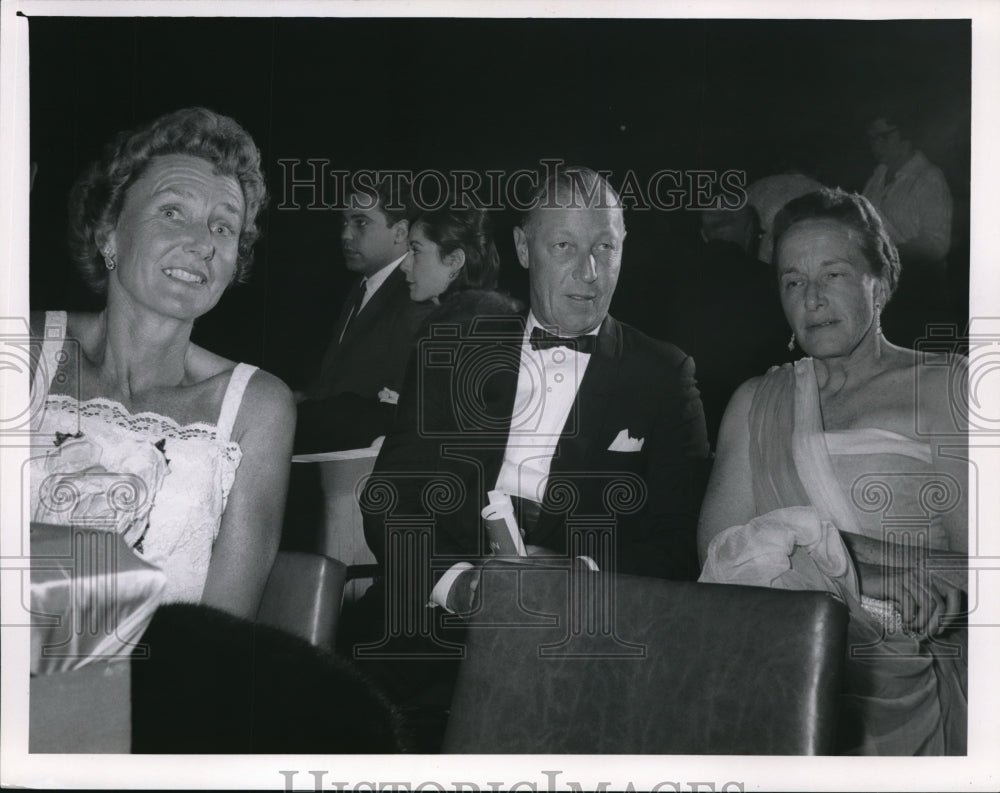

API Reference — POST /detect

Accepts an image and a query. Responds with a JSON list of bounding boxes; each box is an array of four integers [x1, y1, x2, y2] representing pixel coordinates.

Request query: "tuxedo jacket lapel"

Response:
[[538, 317, 623, 531], [467, 317, 525, 499]]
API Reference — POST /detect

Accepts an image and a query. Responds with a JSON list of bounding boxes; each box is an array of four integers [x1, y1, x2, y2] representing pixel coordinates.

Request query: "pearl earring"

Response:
[[874, 302, 882, 335], [104, 251, 116, 271], [787, 332, 796, 352]]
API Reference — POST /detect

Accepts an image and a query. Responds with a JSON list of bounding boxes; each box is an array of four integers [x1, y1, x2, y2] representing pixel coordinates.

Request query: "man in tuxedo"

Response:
[[360, 165, 711, 626], [294, 175, 435, 453]]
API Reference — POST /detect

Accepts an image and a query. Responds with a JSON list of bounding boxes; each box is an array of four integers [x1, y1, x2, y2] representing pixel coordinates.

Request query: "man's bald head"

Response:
[[519, 166, 624, 238]]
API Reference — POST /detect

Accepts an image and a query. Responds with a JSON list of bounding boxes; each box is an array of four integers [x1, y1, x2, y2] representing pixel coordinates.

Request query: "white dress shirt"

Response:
[[862, 150, 952, 261], [493, 312, 600, 503], [429, 312, 602, 611]]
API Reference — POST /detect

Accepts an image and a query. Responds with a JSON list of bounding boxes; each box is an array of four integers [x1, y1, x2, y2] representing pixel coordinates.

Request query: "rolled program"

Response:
[[481, 491, 527, 556]]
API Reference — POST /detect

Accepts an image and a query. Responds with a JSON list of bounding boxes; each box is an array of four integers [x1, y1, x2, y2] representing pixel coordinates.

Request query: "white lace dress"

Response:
[[29, 311, 255, 604]]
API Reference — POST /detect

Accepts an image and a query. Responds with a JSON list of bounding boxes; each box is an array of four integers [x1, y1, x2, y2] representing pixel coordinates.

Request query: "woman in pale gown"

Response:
[[697, 188, 968, 755]]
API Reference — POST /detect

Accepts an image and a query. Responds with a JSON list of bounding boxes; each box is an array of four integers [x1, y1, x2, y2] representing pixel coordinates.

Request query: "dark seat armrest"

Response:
[[257, 551, 347, 651]]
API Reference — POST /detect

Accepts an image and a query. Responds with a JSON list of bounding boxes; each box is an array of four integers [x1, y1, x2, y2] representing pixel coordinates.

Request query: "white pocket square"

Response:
[[608, 429, 644, 452]]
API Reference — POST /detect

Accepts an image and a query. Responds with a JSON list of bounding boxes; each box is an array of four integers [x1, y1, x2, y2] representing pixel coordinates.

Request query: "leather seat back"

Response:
[[443, 561, 847, 754]]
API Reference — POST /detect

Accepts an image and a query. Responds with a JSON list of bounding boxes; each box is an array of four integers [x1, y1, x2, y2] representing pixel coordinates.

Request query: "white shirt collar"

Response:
[[362, 252, 407, 300], [525, 310, 604, 341]]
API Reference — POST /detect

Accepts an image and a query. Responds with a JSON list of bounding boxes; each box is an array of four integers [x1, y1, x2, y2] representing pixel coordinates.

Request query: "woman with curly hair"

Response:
[[31, 107, 294, 619]]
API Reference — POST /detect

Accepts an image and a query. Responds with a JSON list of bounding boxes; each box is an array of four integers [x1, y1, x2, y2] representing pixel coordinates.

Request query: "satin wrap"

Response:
[[30, 523, 166, 675]]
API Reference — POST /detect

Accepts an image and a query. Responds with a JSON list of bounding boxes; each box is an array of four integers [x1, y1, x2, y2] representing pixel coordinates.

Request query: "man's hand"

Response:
[[445, 567, 481, 615]]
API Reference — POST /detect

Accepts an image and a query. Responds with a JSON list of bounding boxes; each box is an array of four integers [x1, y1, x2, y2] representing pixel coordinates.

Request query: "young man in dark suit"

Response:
[[294, 176, 434, 453]]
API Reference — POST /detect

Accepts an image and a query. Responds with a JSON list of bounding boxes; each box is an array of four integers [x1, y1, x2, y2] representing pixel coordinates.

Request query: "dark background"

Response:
[[28, 17, 971, 389]]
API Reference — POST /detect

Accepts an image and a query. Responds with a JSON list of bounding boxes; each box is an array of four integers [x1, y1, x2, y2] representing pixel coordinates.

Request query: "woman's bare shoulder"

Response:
[[904, 348, 967, 434], [733, 372, 765, 402], [891, 346, 966, 389], [242, 369, 295, 415], [721, 371, 771, 426], [229, 368, 295, 444], [732, 362, 795, 407], [185, 344, 292, 418], [185, 343, 240, 384], [879, 344, 962, 383]]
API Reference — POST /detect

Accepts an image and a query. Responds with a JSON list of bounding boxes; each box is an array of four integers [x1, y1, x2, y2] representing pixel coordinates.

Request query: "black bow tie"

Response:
[[529, 327, 597, 354]]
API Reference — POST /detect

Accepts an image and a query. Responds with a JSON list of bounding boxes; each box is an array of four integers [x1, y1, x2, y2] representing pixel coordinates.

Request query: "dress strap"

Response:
[[30, 310, 69, 408], [824, 428, 933, 464], [216, 363, 258, 443]]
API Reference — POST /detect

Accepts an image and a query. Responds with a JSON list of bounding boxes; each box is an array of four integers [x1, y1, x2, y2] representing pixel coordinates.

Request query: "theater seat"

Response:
[[256, 551, 347, 651], [287, 444, 382, 601], [442, 560, 848, 754]]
